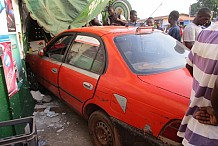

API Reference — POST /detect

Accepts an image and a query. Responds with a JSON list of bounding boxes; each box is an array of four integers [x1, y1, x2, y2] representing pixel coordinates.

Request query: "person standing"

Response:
[[195, 78, 218, 126], [183, 7, 212, 49], [168, 10, 181, 41], [105, 6, 127, 26], [177, 20, 218, 146], [155, 20, 163, 31], [126, 10, 140, 27]]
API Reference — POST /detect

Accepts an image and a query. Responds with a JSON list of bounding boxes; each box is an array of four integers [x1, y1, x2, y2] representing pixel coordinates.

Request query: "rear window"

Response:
[[114, 32, 189, 74]]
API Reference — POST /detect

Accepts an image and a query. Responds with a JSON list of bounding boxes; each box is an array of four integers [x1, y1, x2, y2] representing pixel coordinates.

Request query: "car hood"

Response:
[[137, 68, 192, 98]]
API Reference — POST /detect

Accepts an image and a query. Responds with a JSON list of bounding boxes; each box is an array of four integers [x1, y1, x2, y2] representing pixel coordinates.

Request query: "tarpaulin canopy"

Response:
[[23, 0, 109, 35]]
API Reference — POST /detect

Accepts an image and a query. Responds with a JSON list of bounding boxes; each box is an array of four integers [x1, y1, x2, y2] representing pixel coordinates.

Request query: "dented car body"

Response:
[[26, 26, 192, 146]]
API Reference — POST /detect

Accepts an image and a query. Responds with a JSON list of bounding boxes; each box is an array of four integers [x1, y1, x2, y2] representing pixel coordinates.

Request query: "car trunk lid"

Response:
[[137, 68, 192, 98]]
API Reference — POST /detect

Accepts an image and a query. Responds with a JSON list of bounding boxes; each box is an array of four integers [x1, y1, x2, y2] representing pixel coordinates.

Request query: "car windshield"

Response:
[[114, 32, 189, 74]]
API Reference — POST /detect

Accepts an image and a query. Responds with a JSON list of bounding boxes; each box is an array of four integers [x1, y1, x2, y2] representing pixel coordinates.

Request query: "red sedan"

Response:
[[26, 26, 192, 146]]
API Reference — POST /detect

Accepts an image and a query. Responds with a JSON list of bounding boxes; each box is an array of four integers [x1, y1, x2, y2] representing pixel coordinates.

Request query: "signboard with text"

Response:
[[0, 40, 18, 97]]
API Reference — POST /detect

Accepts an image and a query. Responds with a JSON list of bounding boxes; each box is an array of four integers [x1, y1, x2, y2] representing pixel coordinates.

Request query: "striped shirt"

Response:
[[177, 22, 218, 146]]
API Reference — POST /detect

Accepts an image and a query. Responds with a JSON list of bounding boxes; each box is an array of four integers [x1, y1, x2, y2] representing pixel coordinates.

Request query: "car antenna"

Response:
[[136, 3, 163, 32]]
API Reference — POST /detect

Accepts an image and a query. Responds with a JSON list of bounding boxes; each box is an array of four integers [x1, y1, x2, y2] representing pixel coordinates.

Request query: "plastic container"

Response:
[[0, 116, 38, 146]]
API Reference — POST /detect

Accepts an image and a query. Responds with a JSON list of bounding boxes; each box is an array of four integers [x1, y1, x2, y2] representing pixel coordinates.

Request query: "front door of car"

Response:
[[59, 34, 105, 112], [40, 34, 75, 97]]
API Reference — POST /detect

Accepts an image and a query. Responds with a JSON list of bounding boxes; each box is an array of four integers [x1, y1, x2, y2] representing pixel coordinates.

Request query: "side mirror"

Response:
[[38, 48, 44, 56]]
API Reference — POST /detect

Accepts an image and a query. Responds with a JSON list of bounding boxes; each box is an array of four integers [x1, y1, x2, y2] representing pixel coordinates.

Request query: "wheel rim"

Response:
[[95, 121, 113, 146]]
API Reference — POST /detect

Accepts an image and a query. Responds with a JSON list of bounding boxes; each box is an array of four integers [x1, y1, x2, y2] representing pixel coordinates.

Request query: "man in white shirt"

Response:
[[178, 20, 218, 146], [183, 7, 212, 50]]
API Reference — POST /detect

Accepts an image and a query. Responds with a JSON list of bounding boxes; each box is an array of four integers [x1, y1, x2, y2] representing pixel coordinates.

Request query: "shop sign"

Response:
[[0, 39, 18, 97]]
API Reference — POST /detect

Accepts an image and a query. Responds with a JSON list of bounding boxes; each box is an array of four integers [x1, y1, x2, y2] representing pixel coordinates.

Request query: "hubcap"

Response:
[[95, 121, 113, 146]]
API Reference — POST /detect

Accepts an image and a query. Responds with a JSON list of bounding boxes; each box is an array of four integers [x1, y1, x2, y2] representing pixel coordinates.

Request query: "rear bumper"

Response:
[[111, 117, 166, 146]]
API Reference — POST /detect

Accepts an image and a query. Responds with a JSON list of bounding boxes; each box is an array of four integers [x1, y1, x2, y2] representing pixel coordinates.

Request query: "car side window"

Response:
[[47, 35, 74, 62], [66, 35, 105, 74]]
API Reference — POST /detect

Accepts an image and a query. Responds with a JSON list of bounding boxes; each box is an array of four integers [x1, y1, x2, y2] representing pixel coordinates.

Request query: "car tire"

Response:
[[26, 67, 39, 91], [38, 84, 47, 94], [88, 111, 122, 146], [26, 66, 47, 94]]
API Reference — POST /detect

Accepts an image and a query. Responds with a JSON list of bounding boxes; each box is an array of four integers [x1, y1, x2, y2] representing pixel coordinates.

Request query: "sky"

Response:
[[127, 0, 197, 19]]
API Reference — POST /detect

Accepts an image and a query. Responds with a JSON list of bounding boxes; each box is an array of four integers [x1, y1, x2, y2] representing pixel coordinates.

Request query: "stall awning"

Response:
[[23, 0, 109, 35]]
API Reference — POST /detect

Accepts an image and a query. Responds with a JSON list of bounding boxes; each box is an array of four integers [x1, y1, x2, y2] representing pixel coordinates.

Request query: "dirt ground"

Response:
[[32, 91, 93, 146]]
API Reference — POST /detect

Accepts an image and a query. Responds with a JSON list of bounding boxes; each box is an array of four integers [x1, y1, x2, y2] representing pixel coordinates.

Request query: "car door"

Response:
[[39, 34, 75, 97], [59, 34, 106, 112]]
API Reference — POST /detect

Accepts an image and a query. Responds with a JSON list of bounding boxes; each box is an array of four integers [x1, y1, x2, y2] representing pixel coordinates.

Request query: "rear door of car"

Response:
[[59, 33, 106, 113], [40, 33, 75, 97]]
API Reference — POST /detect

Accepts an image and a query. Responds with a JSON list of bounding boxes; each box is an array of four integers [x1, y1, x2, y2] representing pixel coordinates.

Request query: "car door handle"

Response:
[[83, 82, 93, 90], [51, 68, 58, 73]]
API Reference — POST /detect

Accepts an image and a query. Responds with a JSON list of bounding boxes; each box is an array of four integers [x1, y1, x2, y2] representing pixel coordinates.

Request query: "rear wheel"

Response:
[[88, 111, 122, 146]]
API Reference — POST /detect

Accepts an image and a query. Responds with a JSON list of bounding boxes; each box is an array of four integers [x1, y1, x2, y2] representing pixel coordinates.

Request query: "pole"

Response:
[[189, 3, 191, 23], [150, 3, 163, 17]]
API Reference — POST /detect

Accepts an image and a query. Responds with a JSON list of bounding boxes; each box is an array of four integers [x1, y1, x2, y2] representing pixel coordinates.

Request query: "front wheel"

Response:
[[26, 66, 39, 91], [26, 66, 47, 94], [88, 111, 122, 146]]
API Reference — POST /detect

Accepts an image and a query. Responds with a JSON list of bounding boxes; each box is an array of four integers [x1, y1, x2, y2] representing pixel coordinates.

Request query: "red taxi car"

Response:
[[26, 26, 192, 146]]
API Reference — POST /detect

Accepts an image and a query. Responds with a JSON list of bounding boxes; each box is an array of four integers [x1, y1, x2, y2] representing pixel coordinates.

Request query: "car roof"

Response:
[[63, 26, 157, 36]]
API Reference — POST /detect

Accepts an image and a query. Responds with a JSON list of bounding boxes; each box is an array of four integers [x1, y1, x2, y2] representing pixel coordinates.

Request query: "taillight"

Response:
[[158, 120, 183, 145]]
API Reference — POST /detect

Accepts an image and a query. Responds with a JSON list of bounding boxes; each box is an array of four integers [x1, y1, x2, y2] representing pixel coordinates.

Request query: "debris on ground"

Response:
[[32, 91, 93, 146], [44, 106, 59, 118], [38, 139, 47, 146], [31, 91, 53, 105], [56, 127, 64, 133], [42, 94, 52, 103], [31, 90, 43, 101]]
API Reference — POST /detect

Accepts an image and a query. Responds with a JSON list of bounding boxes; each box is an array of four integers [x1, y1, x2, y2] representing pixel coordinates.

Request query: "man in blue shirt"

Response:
[[168, 10, 181, 41], [127, 10, 140, 27]]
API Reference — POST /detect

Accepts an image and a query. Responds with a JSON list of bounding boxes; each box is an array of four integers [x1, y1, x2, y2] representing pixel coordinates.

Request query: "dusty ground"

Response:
[[32, 91, 93, 146]]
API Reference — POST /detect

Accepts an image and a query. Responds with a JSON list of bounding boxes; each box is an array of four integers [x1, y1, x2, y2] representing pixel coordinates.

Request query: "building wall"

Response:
[[154, 13, 195, 28]]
